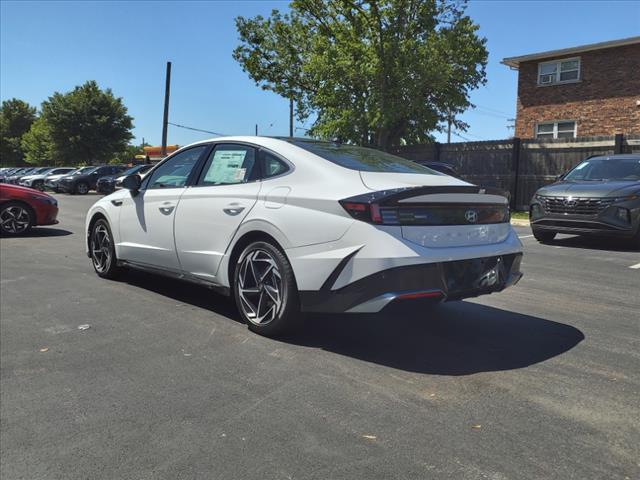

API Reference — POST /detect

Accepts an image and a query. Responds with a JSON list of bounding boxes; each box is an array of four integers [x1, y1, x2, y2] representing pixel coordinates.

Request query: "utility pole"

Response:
[[161, 61, 172, 156], [447, 112, 452, 144], [289, 98, 294, 137], [255, 124, 258, 136]]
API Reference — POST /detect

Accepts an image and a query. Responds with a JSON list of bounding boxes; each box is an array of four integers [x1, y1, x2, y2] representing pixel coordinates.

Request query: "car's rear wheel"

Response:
[[33, 181, 45, 191], [233, 241, 300, 337], [90, 218, 122, 279], [0, 201, 34, 236], [76, 182, 89, 195], [532, 228, 556, 243], [630, 227, 640, 250]]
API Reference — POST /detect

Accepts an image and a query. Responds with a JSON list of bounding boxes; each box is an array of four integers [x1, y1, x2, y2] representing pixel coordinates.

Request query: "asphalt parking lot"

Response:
[[1, 193, 639, 480]]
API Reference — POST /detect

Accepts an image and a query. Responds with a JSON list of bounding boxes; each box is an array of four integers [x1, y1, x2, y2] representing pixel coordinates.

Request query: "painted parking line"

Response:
[[629, 263, 640, 269], [518, 235, 534, 239]]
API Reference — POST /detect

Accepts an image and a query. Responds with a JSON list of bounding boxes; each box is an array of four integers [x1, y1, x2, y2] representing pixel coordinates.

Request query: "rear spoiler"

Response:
[[345, 185, 510, 206]]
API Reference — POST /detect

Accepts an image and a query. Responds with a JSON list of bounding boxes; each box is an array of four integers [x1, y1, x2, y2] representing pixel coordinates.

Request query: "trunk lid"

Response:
[[348, 177, 512, 248]]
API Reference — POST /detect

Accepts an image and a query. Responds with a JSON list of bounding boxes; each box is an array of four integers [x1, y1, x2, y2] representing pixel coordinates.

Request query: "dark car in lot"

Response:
[[96, 164, 153, 194], [530, 154, 640, 247], [58, 165, 127, 194], [0, 183, 59, 235]]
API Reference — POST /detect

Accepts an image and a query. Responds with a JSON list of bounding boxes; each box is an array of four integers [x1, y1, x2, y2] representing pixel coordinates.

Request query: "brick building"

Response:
[[502, 36, 640, 139]]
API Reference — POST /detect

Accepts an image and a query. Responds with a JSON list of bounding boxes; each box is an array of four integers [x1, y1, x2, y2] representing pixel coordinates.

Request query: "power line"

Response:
[[469, 109, 511, 119], [168, 122, 227, 136], [474, 104, 513, 117], [452, 131, 472, 142]]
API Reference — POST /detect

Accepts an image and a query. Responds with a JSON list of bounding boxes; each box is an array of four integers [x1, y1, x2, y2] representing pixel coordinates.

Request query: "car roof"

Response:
[[587, 154, 640, 161]]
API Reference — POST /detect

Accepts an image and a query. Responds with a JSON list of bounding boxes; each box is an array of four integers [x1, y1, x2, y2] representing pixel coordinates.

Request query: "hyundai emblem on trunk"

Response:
[[465, 210, 479, 223]]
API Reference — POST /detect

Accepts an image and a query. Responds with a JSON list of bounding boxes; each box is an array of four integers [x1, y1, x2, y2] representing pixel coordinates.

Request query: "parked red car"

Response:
[[0, 184, 59, 236]]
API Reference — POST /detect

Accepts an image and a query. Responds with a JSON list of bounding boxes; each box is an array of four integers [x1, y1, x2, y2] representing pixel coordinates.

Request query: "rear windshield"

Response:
[[290, 140, 440, 174]]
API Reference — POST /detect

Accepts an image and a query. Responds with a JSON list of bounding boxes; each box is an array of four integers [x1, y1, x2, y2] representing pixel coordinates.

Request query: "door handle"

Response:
[[159, 203, 175, 215], [223, 203, 245, 216]]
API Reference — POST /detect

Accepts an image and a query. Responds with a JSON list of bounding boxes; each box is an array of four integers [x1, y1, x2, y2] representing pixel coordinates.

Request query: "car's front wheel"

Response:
[[0, 201, 34, 236], [89, 218, 122, 279], [233, 241, 300, 337], [532, 228, 556, 243]]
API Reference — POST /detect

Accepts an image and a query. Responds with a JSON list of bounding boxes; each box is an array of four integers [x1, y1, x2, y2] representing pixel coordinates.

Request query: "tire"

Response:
[[233, 241, 300, 337], [53, 186, 60, 193], [76, 182, 89, 195], [89, 218, 123, 279], [33, 181, 45, 191], [0, 201, 34, 236], [532, 228, 556, 243], [629, 227, 640, 250]]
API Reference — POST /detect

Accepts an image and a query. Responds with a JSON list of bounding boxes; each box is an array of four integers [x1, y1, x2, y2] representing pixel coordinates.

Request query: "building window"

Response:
[[536, 121, 577, 139], [538, 58, 580, 85]]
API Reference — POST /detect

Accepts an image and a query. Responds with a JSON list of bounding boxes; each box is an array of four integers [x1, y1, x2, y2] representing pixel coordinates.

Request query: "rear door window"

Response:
[[197, 144, 257, 186]]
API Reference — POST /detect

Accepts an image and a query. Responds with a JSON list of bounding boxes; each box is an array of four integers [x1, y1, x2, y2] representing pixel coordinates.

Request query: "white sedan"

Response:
[[85, 137, 523, 336]]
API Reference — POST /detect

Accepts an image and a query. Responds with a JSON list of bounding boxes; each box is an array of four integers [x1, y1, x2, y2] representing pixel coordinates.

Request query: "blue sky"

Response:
[[1, 0, 638, 146]]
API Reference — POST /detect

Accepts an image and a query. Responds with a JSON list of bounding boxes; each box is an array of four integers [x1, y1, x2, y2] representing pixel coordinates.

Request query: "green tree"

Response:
[[41, 81, 134, 164], [233, 0, 488, 149], [110, 142, 146, 165], [21, 117, 55, 166], [0, 99, 37, 166]]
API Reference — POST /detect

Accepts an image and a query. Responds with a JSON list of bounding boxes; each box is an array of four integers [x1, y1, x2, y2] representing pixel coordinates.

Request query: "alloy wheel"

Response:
[[0, 205, 31, 234], [77, 183, 89, 194], [91, 223, 112, 273], [238, 249, 283, 325]]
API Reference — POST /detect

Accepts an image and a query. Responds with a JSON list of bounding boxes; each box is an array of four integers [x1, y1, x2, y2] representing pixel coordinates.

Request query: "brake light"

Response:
[[340, 201, 381, 223]]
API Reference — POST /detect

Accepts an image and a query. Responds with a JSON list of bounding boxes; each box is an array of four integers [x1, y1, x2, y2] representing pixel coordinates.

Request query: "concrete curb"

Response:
[[511, 218, 531, 227]]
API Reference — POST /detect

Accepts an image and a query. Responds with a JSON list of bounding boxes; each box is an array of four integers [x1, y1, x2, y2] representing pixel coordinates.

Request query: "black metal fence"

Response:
[[390, 133, 640, 210]]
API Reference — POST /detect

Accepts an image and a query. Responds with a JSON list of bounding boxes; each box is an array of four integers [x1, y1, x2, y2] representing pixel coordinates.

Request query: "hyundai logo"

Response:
[[465, 210, 479, 223], [563, 196, 576, 207]]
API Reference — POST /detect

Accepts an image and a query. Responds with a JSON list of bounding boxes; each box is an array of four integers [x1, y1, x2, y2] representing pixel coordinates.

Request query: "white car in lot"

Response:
[[20, 167, 76, 191], [86, 137, 523, 336]]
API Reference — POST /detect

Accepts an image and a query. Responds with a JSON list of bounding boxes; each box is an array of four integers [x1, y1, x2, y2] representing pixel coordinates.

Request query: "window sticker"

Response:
[[204, 150, 247, 184]]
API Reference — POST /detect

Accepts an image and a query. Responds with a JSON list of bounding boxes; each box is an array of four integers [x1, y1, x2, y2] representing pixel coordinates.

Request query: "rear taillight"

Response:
[[340, 200, 509, 226], [340, 201, 380, 223]]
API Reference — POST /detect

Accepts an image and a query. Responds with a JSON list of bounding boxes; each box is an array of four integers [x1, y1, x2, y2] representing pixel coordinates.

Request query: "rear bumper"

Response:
[[299, 253, 523, 313]]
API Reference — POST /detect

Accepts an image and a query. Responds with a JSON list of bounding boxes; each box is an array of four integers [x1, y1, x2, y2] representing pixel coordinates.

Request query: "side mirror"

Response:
[[122, 174, 141, 192], [555, 173, 565, 181]]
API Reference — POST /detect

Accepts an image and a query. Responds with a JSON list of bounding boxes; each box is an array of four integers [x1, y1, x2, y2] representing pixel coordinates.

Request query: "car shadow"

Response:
[[118, 271, 584, 376], [1, 227, 73, 238], [550, 234, 637, 252], [285, 302, 584, 375]]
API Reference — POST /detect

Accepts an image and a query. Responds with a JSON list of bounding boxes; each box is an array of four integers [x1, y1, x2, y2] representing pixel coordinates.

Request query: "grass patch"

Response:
[[511, 211, 529, 220]]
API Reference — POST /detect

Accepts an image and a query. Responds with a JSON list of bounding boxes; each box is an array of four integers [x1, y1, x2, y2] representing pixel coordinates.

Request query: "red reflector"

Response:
[[397, 291, 443, 300], [370, 203, 382, 223], [342, 202, 367, 212]]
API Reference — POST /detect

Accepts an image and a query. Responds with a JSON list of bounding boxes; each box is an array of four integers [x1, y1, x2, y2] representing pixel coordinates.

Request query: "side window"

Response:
[[197, 144, 256, 186], [262, 151, 289, 179], [146, 146, 207, 190]]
